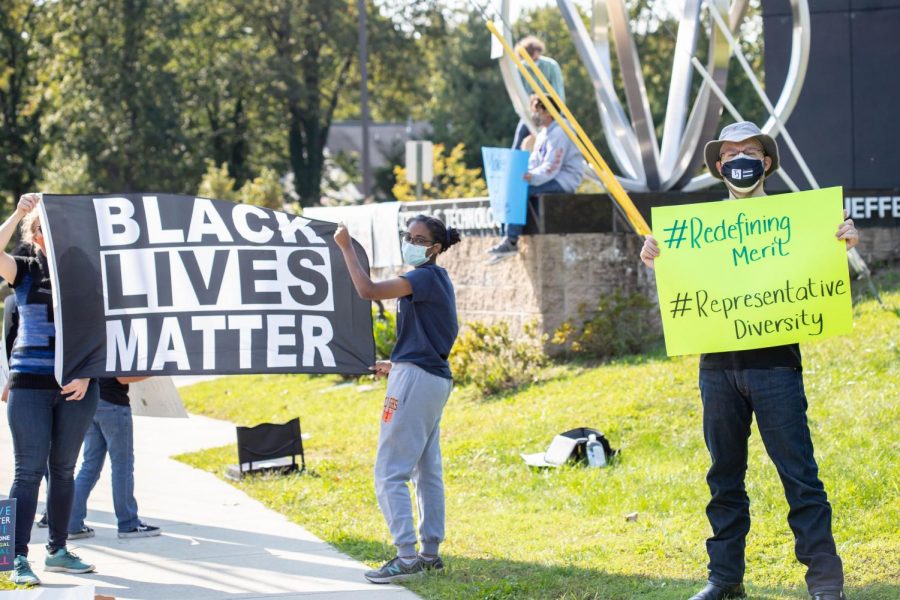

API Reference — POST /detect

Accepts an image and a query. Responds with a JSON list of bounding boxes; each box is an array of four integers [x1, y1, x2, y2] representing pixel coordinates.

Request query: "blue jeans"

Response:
[[698, 368, 843, 594], [69, 400, 140, 534], [505, 179, 567, 243], [7, 383, 99, 556]]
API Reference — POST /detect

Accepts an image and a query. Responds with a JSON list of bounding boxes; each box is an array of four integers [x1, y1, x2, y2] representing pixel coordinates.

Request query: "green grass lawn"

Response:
[[172, 270, 899, 600]]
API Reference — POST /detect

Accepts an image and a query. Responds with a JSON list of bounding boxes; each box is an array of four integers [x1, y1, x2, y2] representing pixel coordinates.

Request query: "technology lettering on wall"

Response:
[[398, 199, 501, 235]]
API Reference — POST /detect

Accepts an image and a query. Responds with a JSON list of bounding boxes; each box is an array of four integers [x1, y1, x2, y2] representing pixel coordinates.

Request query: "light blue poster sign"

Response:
[[482, 147, 530, 225], [0, 498, 14, 572]]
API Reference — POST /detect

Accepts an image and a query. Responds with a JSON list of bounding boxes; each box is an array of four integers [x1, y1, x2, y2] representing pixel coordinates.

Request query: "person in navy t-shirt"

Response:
[[334, 215, 460, 584]]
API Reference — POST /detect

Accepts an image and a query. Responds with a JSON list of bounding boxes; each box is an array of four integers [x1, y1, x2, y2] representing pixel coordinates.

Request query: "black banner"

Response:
[[41, 194, 374, 383]]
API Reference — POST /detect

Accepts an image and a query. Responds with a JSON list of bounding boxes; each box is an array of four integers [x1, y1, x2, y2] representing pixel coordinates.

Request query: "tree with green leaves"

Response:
[[0, 0, 770, 211], [238, 0, 438, 207], [172, 1, 289, 189], [234, 0, 357, 208], [428, 11, 518, 169], [42, 0, 190, 193], [0, 1, 48, 207]]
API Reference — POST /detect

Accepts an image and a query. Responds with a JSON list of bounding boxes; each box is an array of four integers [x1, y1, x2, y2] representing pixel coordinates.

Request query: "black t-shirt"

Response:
[[699, 344, 802, 370], [4, 245, 34, 361], [99, 377, 130, 406]]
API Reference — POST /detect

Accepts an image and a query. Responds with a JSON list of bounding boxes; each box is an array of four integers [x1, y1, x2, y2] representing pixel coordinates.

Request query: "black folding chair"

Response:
[[225, 417, 305, 480]]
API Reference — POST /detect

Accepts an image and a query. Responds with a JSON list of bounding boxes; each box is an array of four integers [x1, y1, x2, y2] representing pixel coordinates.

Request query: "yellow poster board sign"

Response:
[[652, 187, 853, 356]]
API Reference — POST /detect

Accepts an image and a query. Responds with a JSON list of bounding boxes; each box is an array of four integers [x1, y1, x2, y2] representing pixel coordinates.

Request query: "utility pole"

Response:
[[358, 0, 373, 199]]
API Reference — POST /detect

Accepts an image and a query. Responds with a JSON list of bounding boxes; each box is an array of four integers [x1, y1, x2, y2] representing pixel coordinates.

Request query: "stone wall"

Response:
[[373, 232, 661, 349], [854, 226, 900, 266]]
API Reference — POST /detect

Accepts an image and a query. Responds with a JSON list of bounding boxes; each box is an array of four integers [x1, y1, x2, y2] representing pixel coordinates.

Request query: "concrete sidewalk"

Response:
[[0, 406, 422, 599]]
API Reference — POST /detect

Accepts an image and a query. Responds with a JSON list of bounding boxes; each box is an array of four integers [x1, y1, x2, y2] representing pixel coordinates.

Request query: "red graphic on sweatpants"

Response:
[[382, 396, 399, 423]]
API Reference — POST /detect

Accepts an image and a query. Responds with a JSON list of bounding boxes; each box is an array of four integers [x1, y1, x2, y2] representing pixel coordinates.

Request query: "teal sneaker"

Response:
[[364, 556, 424, 584], [10, 555, 41, 586], [44, 548, 95, 573]]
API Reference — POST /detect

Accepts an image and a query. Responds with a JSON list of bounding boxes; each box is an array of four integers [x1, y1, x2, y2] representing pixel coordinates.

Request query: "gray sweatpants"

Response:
[[374, 362, 453, 557]]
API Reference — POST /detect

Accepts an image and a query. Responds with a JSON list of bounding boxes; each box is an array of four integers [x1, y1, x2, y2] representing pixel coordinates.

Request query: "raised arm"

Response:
[[0, 193, 39, 283], [333, 224, 412, 301]]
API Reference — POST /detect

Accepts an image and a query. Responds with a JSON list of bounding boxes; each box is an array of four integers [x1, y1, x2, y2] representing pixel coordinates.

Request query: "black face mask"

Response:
[[721, 154, 765, 192]]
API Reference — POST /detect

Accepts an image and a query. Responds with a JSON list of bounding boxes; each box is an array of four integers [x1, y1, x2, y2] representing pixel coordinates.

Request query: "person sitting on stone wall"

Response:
[[490, 95, 585, 257]]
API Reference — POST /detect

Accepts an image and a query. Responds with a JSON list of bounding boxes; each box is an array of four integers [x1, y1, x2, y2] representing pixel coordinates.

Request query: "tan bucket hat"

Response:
[[704, 121, 780, 180]]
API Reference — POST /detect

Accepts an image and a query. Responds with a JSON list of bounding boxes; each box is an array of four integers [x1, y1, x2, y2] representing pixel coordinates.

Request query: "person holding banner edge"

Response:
[[640, 123, 858, 600], [334, 215, 460, 583], [1, 193, 98, 586]]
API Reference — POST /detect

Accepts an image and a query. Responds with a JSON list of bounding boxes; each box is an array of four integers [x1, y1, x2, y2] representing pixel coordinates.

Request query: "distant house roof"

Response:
[[326, 120, 432, 169]]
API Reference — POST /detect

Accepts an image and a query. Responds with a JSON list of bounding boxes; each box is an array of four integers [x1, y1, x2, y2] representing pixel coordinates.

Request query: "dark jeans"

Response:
[[7, 383, 99, 556], [512, 118, 530, 150], [505, 179, 567, 243], [69, 401, 141, 533], [698, 368, 843, 594]]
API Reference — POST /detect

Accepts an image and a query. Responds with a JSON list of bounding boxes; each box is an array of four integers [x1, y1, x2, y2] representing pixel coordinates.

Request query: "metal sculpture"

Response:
[[497, 0, 811, 192]]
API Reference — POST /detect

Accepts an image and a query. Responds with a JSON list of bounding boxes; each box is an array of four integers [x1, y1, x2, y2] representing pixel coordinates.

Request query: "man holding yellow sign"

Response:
[[640, 122, 858, 600]]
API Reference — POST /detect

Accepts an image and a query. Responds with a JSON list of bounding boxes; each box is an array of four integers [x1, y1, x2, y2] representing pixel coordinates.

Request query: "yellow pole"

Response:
[[515, 48, 650, 235], [486, 21, 651, 236]]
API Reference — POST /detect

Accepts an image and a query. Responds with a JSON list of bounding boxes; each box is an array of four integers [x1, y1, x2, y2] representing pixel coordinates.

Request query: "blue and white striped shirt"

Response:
[[9, 254, 56, 377]]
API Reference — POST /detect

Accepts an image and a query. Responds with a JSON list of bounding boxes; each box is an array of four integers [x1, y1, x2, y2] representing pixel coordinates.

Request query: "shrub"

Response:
[[552, 292, 660, 359], [392, 143, 487, 201], [450, 320, 547, 397], [198, 160, 238, 201], [372, 305, 397, 361], [199, 161, 284, 210], [239, 167, 283, 210]]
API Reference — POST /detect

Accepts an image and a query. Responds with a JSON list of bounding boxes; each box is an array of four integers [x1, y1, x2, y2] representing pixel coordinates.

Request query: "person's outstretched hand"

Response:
[[836, 209, 859, 250], [640, 235, 659, 269], [334, 223, 352, 250]]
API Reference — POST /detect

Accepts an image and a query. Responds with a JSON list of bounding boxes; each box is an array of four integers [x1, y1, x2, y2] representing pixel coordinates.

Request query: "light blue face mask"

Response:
[[401, 240, 431, 266]]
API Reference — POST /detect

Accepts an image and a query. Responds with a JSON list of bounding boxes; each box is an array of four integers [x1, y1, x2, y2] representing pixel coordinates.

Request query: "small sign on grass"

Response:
[[0, 498, 16, 571]]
